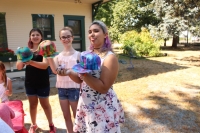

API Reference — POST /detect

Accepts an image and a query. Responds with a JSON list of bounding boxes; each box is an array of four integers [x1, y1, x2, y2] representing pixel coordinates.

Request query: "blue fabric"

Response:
[[25, 86, 50, 98], [58, 88, 80, 101]]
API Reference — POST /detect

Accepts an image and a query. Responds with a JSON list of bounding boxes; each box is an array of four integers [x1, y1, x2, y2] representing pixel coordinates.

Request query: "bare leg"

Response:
[[39, 97, 53, 124], [59, 99, 74, 133], [28, 96, 38, 125], [69, 101, 78, 118]]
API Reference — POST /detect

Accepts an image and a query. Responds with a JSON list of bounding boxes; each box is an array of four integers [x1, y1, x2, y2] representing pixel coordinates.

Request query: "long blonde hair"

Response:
[[0, 61, 7, 87]]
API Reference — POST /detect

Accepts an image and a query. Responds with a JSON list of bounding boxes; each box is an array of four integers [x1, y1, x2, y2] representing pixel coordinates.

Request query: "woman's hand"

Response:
[[78, 73, 87, 80]]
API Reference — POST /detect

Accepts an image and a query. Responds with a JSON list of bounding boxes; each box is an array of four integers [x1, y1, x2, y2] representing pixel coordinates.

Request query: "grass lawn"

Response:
[[10, 44, 200, 133]]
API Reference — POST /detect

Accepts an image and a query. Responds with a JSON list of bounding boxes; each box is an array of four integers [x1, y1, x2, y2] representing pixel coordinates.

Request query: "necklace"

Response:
[[93, 47, 101, 49], [93, 49, 101, 55]]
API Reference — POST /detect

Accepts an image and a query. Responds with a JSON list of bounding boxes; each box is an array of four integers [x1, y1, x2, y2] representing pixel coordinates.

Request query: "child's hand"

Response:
[[5, 90, 12, 96], [24, 60, 32, 65], [56, 68, 70, 76]]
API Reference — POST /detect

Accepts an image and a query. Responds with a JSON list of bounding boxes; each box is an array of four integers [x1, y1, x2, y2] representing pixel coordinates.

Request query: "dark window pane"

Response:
[[68, 20, 81, 36], [0, 13, 7, 50], [32, 14, 55, 40]]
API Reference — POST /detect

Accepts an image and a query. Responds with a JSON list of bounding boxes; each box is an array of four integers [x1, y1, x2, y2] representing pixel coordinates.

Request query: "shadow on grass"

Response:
[[132, 89, 200, 132], [160, 43, 200, 51], [10, 87, 58, 101], [174, 56, 200, 67], [184, 84, 200, 90], [24, 123, 66, 133], [116, 55, 188, 83]]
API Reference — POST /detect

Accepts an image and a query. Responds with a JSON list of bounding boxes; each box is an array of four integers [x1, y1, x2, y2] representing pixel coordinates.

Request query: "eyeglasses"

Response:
[[60, 36, 72, 40]]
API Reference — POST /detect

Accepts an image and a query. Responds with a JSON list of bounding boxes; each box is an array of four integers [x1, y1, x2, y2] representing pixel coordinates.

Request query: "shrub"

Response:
[[120, 28, 162, 57], [0, 48, 15, 56]]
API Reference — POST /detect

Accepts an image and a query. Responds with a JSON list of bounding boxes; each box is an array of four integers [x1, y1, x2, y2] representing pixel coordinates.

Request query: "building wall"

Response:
[[0, 0, 93, 74]]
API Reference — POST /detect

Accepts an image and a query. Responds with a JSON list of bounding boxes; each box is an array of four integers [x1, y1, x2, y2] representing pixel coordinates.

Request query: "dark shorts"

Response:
[[58, 88, 80, 101], [25, 86, 50, 98]]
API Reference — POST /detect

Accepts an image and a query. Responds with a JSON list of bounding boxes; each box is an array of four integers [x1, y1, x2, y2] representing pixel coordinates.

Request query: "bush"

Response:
[[120, 28, 162, 57]]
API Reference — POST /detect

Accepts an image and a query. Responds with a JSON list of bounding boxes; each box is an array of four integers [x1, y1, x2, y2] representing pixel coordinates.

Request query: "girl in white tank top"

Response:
[[47, 27, 81, 133], [0, 61, 12, 103]]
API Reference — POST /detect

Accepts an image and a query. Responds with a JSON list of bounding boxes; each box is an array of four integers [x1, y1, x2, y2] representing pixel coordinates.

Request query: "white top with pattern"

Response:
[[73, 51, 125, 133], [56, 51, 80, 89], [0, 78, 9, 102]]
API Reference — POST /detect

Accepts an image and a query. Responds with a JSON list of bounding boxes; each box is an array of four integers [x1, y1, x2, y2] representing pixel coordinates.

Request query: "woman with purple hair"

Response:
[[56, 20, 125, 132]]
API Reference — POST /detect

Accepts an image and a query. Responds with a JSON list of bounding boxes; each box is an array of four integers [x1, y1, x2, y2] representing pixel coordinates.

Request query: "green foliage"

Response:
[[110, 0, 160, 42], [95, 0, 160, 42], [120, 28, 161, 57], [94, 1, 115, 28], [145, 0, 200, 47], [0, 48, 15, 56]]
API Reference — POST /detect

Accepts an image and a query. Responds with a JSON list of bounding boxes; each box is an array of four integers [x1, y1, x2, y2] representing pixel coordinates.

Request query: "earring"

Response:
[[105, 37, 108, 44]]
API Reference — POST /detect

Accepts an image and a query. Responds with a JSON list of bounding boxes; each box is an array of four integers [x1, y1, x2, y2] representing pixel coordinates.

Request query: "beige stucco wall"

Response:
[[0, 0, 93, 74], [0, 0, 92, 51]]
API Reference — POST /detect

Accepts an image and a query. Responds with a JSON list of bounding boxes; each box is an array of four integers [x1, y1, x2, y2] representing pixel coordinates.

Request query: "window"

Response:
[[64, 15, 85, 51], [32, 14, 55, 40], [0, 12, 8, 50]]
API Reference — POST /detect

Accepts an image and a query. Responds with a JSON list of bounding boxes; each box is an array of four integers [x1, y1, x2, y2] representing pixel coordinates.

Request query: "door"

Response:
[[64, 15, 85, 51]]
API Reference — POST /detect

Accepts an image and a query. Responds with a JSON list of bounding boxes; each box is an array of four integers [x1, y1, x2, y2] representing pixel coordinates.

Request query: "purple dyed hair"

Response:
[[89, 20, 113, 52]]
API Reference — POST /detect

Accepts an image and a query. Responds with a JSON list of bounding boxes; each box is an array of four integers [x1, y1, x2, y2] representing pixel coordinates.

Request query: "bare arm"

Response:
[[5, 78, 12, 96], [80, 54, 118, 94], [24, 57, 49, 69], [47, 56, 59, 74], [16, 61, 25, 70], [68, 70, 83, 84]]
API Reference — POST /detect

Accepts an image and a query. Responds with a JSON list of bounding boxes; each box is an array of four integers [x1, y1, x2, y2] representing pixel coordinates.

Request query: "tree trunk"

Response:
[[177, 36, 179, 43], [164, 38, 167, 46], [172, 35, 178, 48]]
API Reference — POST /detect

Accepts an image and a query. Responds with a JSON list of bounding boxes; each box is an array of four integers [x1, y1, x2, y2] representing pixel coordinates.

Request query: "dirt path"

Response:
[[10, 45, 200, 133]]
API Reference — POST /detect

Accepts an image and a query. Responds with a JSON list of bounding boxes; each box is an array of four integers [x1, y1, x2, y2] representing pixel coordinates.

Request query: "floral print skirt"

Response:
[[73, 83, 125, 133]]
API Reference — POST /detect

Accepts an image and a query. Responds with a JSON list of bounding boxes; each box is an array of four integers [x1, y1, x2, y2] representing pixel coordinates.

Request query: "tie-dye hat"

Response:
[[37, 40, 59, 58], [72, 51, 101, 73], [16, 47, 33, 62]]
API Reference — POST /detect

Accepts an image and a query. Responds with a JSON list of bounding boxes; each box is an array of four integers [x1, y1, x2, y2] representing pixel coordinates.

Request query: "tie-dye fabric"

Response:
[[72, 51, 101, 74]]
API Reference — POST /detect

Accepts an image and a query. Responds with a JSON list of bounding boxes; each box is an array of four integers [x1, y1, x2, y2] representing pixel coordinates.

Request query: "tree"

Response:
[[110, 0, 160, 42], [147, 0, 200, 47], [95, 0, 160, 42], [94, 1, 116, 28]]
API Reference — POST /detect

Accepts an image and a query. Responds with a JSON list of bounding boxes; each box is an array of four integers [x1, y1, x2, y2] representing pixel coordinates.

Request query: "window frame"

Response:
[[0, 12, 8, 51], [64, 15, 85, 51], [32, 14, 55, 40]]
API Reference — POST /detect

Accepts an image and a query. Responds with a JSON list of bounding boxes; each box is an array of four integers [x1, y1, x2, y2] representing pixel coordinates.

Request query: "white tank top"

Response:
[[56, 51, 80, 89], [100, 51, 114, 66], [0, 78, 9, 102]]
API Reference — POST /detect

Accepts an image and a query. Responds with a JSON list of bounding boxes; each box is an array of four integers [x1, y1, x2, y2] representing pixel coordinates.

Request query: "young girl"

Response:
[[16, 28, 56, 133], [46, 27, 81, 133], [0, 61, 12, 103], [57, 21, 125, 133]]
